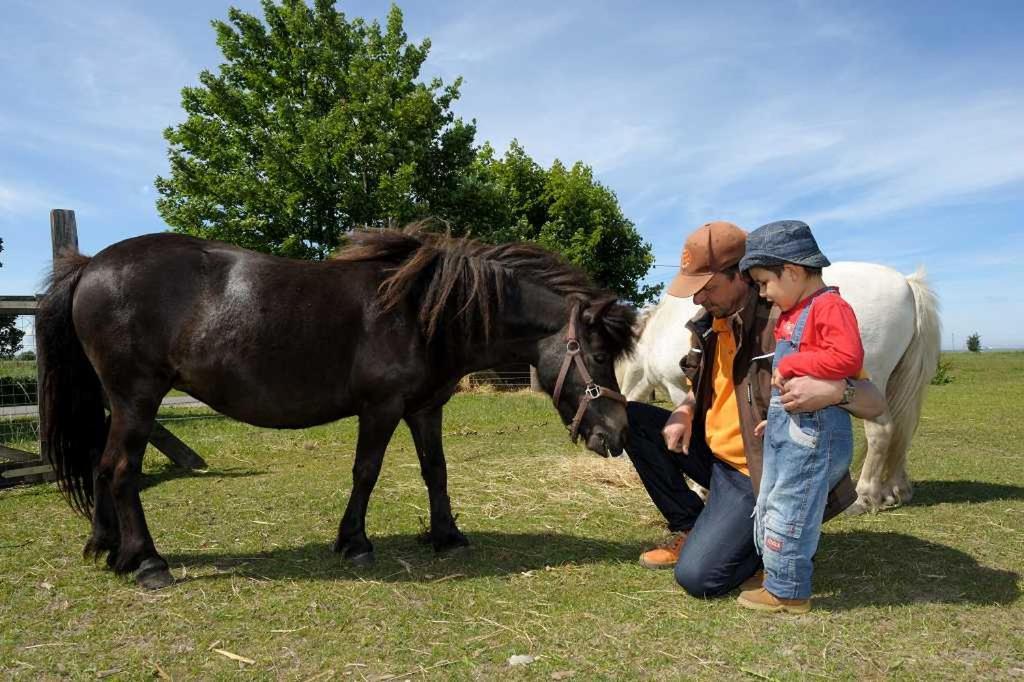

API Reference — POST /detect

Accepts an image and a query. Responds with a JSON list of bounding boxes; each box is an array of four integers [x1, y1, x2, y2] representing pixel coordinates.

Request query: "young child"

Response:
[[737, 220, 864, 614]]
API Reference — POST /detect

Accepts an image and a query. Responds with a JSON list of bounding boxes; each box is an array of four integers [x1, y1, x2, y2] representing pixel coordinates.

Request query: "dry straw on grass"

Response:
[[560, 455, 643, 490]]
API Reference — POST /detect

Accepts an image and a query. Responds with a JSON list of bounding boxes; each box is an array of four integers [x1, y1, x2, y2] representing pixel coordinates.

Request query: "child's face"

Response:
[[748, 265, 803, 311]]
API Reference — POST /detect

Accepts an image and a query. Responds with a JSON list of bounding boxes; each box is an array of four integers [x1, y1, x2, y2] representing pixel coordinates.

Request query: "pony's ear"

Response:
[[582, 298, 639, 357], [581, 297, 616, 326]]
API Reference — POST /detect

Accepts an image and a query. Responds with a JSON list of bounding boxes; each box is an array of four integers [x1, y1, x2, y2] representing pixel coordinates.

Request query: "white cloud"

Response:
[[0, 183, 52, 218], [428, 8, 574, 65], [0, 180, 92, 220], [798, 95, 1024, 224], [0, 0, 198, 185], [427, 4, 1024, 246]]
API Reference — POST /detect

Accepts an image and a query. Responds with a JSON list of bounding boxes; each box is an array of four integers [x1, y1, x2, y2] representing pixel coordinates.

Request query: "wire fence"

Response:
[[459, 369, 534, 391], [0, 317, 39, 457]]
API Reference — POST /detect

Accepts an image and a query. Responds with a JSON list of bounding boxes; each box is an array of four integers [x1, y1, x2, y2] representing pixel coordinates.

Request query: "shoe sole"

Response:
[[638, 557, 677, 570], [736, 595, 811, 614]]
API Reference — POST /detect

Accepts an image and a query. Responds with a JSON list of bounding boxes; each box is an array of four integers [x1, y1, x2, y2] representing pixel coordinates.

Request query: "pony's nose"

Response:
[[612, 425, 629, 456]]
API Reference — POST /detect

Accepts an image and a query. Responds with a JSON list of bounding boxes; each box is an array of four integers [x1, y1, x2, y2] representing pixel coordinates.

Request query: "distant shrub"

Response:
[[931, 359, 954, 385]]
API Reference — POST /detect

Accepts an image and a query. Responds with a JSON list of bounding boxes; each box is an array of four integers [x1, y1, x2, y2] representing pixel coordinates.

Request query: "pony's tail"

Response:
[[36, 252, 105, 517], [885, 267, 941, 441]]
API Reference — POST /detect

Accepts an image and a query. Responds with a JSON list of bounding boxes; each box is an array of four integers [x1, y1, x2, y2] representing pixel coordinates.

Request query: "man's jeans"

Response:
[[625, 401, 760, 597], [754, 397, 853, 599]]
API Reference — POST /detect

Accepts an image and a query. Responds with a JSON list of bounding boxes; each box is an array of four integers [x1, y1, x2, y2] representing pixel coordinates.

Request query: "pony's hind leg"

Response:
[[851, 416, 894, 514], [879, 416, 916, 508], [105, 396, 173, 589], [83, 416, 120, 566], [333, 404, 403, 565], [405, 406, 468, 553]]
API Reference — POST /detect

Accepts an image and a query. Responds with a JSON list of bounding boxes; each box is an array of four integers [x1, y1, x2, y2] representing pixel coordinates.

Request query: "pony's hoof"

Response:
[[434, 533, 471, 555], [844, 499, 870, 516], [346, 551, 375, 567], [135, 558, 174, 590]]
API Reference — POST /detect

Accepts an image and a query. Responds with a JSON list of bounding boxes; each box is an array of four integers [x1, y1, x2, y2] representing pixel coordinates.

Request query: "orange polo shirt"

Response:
[[704, 318, 749, 476]]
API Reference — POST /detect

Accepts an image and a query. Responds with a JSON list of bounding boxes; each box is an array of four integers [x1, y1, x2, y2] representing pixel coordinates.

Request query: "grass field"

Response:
[[1, 353, 1022, 679]]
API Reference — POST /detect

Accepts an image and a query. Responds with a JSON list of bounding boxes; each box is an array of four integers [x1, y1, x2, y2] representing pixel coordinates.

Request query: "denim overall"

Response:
[[754, 288, 854, 600]]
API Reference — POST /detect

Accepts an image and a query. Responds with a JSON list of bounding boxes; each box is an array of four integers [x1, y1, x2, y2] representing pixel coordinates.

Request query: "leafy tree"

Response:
[[155, 0, 476, 259], [155, 0, 658, 305], [450, 141, 660, 305], [0, 237, 26, 359], [966, 332, 981, 353]]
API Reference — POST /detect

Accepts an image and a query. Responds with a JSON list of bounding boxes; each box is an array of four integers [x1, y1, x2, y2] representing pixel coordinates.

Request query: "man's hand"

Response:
[[778, 376, 843, 413], [662, 405, 694, 453], [771, 368, 785, 391], [779, 376, 886, 419]]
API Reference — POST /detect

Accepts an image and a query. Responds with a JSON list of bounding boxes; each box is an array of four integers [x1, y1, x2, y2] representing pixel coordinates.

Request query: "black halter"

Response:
[[551, 304, 627, 443]]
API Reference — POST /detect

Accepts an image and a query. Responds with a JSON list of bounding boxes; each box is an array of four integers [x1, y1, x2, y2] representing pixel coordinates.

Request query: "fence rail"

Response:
[[0, 295, 38, 315]]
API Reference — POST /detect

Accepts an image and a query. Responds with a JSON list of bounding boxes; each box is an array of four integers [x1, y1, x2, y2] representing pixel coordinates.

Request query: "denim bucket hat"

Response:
[[739, 220, 831, 273]]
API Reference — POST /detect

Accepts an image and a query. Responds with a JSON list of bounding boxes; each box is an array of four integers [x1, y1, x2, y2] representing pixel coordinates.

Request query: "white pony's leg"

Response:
[[878, 386, 923, 508], [629, 378, 656, 403], [664, 381, 689, 408], [850, 414, 893, 514], [855, 409, 916, 512]]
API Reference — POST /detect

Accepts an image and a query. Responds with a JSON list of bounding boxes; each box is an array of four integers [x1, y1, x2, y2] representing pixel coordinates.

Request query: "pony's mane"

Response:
[[333, 224, 636, 356], [632, 301, 659, 338]]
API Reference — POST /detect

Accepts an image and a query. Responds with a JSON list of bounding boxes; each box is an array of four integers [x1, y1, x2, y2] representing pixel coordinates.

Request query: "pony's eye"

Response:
[[594, 353, 609, 364]]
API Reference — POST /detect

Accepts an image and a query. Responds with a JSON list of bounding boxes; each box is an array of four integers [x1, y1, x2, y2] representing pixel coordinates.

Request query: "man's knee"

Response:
[[627, 401, 668, 442], [674, 560, 732, 599]]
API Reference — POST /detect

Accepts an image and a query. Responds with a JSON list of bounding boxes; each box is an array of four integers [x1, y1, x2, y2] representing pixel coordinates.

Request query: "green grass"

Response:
[[1, 354, 1022, 679], [0, 360, 36, 380]]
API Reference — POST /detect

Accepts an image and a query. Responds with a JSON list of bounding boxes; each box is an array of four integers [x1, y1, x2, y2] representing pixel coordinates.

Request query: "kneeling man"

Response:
[[626, 220, 885, 598]]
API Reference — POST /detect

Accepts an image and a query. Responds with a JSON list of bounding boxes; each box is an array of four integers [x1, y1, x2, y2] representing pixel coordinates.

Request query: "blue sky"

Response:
[[2, 0, 1022, 348]]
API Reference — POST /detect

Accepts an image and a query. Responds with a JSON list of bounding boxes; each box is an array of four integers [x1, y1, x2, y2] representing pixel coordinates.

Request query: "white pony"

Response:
[[617, 263, 940, 514]]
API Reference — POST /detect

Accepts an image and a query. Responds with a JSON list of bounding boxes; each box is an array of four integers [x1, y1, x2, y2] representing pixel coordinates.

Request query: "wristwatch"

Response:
[[837, 378, 856, 406]]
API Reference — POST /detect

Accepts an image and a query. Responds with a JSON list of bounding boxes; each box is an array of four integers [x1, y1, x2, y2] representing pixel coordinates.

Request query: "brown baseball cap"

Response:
[[666, 221, 748, 298]]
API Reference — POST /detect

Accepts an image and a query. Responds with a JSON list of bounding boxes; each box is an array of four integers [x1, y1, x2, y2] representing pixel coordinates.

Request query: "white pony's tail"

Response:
[[886, 267, 941, 450]]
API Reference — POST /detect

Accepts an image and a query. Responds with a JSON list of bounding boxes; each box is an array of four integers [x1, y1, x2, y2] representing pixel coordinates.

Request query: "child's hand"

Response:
[[754, 419, 767, 438], [771, 369, 786, 390]]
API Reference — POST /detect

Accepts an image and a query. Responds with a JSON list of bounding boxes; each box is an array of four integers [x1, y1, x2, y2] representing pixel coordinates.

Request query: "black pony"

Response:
[[36, 225, 637, 588]]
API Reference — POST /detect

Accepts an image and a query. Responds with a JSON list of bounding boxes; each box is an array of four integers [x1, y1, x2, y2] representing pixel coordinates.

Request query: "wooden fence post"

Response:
[[50, 209, 79, 259]]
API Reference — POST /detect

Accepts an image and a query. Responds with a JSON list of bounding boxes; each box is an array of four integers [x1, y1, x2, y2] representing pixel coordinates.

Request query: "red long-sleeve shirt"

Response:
[[775, 289, 864, 381]]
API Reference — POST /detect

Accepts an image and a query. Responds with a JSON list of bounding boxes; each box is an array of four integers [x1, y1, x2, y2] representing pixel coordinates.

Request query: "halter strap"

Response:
[[551, 304, 627, 443]]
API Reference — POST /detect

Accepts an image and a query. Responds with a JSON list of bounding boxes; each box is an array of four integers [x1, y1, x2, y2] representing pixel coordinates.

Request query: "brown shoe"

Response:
[[638, 531, 688, 569], [737, 587, 811, 614], [739, 569, 764, 591]]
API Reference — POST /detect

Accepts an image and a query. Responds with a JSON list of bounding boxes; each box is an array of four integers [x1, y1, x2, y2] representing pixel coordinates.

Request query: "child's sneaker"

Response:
[[736, 587, 811, 614]]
